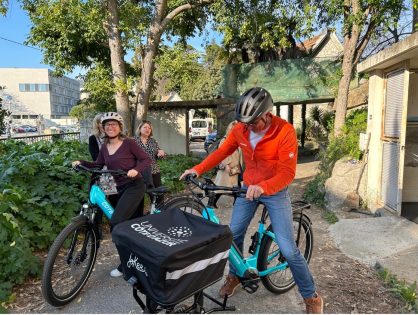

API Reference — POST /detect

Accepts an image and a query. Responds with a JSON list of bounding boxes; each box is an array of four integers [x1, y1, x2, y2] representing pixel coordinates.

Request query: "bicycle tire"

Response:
[[257, 214, 313, 294], [161, 196, 205, 218], [41, 216, 98, 307]]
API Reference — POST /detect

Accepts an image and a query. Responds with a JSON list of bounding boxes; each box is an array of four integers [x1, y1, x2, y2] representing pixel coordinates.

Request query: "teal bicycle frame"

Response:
[[78, 165, 166, 221], [89, 184, 115, 219], [201, 204, 285, 280]]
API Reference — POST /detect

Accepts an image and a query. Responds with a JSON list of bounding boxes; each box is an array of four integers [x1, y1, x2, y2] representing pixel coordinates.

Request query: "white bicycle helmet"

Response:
[[235, 87, 273, 124], [101, 112, 124, 130]]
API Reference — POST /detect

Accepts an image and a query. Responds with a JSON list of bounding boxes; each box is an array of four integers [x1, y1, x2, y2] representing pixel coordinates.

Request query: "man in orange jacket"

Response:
[[180, 87, 323, 314]]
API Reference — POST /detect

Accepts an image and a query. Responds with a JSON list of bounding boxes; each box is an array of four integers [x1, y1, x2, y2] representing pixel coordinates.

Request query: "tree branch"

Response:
[[161, 0, 214, 30]]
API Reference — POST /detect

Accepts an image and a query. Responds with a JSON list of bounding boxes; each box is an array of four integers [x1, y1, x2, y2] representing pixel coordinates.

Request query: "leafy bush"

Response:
[[158, 154, 205, 193], [0, 196, 40, 302], [0, 140, 90, 249], [0, 139, 90, 303], [304, 108, 367, 207]]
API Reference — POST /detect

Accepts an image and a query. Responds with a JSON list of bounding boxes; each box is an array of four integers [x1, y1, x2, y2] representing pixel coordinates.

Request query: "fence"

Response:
[[0, 132, 81, 145]]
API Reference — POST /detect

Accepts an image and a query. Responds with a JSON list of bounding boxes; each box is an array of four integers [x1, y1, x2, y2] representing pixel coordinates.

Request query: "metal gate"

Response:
[[381, 69, 405, 211]]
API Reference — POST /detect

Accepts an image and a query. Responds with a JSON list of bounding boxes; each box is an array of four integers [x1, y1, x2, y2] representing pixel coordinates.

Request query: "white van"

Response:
[[189, 118, 214, 141]]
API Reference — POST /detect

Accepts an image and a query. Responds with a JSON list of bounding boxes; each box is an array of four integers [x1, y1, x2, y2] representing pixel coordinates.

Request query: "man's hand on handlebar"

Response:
[[72, 161, 81, 168], [179, 169, 198, 180], [246, 185, 264, 201]]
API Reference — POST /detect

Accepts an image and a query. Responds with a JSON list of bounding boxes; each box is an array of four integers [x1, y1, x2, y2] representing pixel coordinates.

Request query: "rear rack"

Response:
[[291, 200, 311, 211]]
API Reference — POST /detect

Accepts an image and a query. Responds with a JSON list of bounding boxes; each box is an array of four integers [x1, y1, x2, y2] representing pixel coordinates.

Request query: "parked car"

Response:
[[12, 126, 26, 133], [20, 125, 37, 132], [204, 131, 218, 153], [189, 118, 214, 141]]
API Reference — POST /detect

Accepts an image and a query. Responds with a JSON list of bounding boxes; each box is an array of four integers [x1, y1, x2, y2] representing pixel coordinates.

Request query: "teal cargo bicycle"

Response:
[[174, 175, 313, 294], [128, 175, 314, 313]]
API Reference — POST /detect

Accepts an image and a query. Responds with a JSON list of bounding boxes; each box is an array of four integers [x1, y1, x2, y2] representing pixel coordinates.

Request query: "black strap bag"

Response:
[[112, 208, 232, 306]]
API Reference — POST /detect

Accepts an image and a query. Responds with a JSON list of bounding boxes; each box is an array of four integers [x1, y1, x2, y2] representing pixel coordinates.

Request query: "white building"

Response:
[[0, 68, 81, 127]]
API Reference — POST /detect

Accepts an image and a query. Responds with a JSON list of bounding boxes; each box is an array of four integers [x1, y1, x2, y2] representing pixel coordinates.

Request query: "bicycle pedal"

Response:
[[242, 279, 259, 294]]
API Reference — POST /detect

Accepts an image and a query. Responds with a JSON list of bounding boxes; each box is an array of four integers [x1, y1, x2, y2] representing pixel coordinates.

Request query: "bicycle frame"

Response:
[[201, 202, 287, 279], [89, 184, 115, 219], [87, 181, 164, 220]]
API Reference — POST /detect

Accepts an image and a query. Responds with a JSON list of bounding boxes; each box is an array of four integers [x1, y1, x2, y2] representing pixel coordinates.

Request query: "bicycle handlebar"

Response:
[[74, 164, 127, 176], [183, 174, 247, 196]]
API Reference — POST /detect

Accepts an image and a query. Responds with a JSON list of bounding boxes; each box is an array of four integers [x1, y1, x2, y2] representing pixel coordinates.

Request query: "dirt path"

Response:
[[6, 155, 404, 313], [292, 155, 403, 314]]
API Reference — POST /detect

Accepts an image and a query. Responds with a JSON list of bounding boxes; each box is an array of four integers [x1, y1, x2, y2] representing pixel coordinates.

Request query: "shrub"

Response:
[[0, 139, 90, 303], [304, 108, 367, 207], [158, 154, 207, 193]]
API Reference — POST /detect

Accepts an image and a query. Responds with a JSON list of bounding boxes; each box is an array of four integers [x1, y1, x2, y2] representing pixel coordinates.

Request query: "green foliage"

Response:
[[304, 108, 367, 207], [0, 140, 90, 249], [323, 210, 339, 224], [0, 205, 40, 302], [211, 0, 318, 61], [0, 0, 7, 16], [306, 106, 335, 144], [158, 154, 203, 193], [377, 266, 418, 312], [0, 140, 90, 303], [154, 42, 228, 101], [22, 0, 111, 75], [70, 63, 119, 119]]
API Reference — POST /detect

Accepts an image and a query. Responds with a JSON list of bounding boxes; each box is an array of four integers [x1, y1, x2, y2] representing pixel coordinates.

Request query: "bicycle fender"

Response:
[[70, 215, 89, 224], [293, 212, 312, 226]]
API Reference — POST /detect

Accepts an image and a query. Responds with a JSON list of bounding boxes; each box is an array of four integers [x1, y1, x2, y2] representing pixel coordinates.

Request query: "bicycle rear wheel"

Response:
[[42, 216, 98, 306], [258, 214, 313, 294], [161, 196, 205, 217]]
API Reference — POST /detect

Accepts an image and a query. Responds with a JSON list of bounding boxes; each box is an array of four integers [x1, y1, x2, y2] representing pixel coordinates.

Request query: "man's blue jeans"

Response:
[[229, 187, 316, 299]]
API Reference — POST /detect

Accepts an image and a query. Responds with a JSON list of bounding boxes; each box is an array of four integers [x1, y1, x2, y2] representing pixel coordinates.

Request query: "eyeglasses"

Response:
[[104, 122, 119, 128]]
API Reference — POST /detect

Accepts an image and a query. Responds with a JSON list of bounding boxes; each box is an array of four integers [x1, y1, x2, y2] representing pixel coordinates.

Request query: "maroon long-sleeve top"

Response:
[[81, 138, 152, 187]]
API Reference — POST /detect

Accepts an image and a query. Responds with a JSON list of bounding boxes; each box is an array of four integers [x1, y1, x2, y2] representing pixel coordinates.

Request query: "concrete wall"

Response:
[[147, 108, 188, 155], [366, 70, 385, 210], [0, 68, 50, 116]]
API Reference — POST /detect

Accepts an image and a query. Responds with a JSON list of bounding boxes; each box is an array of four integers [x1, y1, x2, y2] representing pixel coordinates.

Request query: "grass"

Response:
[[376, 264, 418, 312], [323, 210, 339, 224]]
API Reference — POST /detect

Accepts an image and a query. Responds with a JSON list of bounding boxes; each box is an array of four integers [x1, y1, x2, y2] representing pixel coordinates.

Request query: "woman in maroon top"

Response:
[[73, 112, 151, 277]]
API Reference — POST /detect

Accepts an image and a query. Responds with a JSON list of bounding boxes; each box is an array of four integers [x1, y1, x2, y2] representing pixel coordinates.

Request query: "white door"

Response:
[[381, 69, 410, 212]]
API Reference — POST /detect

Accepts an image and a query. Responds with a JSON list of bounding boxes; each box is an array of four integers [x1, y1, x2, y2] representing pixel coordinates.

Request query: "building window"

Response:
[[29, 115, 38, 119], [18, 83, 50, 92], [12, 115, 21, 119]]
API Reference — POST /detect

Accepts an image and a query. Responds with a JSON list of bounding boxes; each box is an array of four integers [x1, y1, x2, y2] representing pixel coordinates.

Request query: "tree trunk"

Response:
[[413, 4, 418, 33], [133, 0, 214, 132], [135, 4, 165, 131], [105, 0, 131, 135], [333, 0, 361, 136]]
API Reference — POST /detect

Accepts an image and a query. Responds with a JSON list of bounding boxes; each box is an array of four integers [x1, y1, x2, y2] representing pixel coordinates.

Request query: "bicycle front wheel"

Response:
[[258, 214, 313, 294], [41, 216, 98, 307], [161, 196, 205, 217]]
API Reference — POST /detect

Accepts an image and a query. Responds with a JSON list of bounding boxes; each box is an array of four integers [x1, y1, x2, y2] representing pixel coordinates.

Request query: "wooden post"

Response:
[[301, 103, 306, 148], [288, 105, 294, 125], [185, 108, 190, 156]]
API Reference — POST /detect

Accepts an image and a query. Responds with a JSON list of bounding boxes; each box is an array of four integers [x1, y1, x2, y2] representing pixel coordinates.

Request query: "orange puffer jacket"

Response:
[[193, 114, 298, 196]]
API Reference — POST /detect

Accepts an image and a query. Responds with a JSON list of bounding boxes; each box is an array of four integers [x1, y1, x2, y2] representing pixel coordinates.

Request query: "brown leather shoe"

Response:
[[219, 274, 240, 298], [304, 292, 324, 314]]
